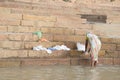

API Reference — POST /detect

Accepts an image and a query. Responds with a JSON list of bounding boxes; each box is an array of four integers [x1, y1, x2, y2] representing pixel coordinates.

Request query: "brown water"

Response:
[[0, 65, 120, 80]]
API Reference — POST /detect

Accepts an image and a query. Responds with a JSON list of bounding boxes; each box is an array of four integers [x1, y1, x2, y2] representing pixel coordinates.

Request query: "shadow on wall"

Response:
[[80, 14, 107, 24]]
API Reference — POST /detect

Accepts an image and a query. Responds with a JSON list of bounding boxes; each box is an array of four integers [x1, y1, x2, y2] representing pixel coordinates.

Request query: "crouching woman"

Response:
[[85, 32, 101, 67]]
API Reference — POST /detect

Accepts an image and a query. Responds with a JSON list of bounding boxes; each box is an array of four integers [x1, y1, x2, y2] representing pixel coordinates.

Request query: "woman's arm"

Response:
[[85, 38, 88, 52]]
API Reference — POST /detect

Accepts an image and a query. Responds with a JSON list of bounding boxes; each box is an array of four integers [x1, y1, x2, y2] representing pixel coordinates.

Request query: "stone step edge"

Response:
[[0, 49, 105, 59], [0, 58, 90, 67], [0, 57, 119, 67]]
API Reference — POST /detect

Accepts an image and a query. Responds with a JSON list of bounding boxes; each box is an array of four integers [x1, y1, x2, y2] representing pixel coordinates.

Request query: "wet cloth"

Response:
[[76, 42, 85, 51], [48, 45, 70, 51], [33, 31, 42, 39], [33, 45, 52, 54], [86, 33, 101, 62], [33, 45, 70, 54]]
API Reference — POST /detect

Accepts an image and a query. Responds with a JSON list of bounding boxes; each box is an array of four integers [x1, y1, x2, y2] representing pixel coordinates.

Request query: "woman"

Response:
[[85, 32, 101, 67]]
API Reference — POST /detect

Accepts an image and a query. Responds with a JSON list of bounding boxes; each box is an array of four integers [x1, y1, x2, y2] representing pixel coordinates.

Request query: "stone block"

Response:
[[113, 58, 120, 65], [113, 51, 120, 58], [0, 2, 32, 9], [25, 42, 64, 49], [21, 58, 70, 66], [23, 14, 56, 22], [104, 51, 113, 58], [117, 44, 120, 51], [55, 15, 88, 28], [70, 58, 80, 65], [21, 59, 58, 66], [0, 7, 11, 14], [75, 29, 91, 36], [112, 38, 120, 44], [93, 24, 120, 38], [38, 21, 55, 27], [53, 35, 68, 42], [101, 43, 116, 51], [21, 20, 36, 26], [70, 50, 83, 57], [17, 50, 28, 57], [0, 41, 22, 49], [64, 42, 76, 49], [105, 51, 120, 58], [32, 34, 39, 41], [99, 50, 105, 57], [24, 42, 38, 49], [77, 24, 92, 30], [0, 14, 22, 20], [42, 34, 54, 41], [0, 59, 21, 67], [50, 28, 64, 35], [28, 50, 69, 58], [0, 50, 18, 58], [53, 35, 85, 42], [8, 26, 37, 32], [28, 50, 44, 57], [41, 27, 74, 35], [41, 27, 51, 34], [32, 0, 39, 3], [0, 50, 28, 58], [0, 19, 20, 26], [55, 17, 92, 28], [8, 33, 34, 41], [0, 34, 8, 41], [101, 38, 120, 44], [107, 15, 120, 23], [49, 50, 69, 58], [57, 58, 70, 65], [8, 34, 22, 41], [73, 35, 86, 42], [0, 41, 12, 49], [15, 0, 32, 3], [98, 58, 113, 65], [79, 58, 91, 66], [100, 37, 114, 44], [63, 28, 75, 35], [11, 8, 35, 15], [0, 26, 7, 32]]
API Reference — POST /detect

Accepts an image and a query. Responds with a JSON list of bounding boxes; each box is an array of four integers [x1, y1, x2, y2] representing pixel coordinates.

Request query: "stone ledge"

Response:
[[0, 57, 119, 67]]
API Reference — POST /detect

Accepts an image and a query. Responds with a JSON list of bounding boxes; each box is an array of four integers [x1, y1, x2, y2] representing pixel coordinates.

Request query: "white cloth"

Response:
[[33, 45, 52, 54], [76, 42, 85, 51], [33, 45, 70, 54]]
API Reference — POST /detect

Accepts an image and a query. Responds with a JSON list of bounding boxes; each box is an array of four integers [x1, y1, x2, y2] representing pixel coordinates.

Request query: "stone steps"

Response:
[[0, 41, 65, 50], [0, 49, 80, 59], [0, 12, 87, 27], [93, 23, 120, 38], [0, 0, 119, 66], [0, 32, 86, 42], [1, 1, 120, 16], [0, 1, 78, 16], [0, 49, 106, 59], [0, 57, 119, 67], [0, 48, 117, 67]]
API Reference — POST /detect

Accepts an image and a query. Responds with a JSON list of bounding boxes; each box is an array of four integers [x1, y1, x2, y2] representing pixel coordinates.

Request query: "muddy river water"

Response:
[[0, 65, 120, 80]]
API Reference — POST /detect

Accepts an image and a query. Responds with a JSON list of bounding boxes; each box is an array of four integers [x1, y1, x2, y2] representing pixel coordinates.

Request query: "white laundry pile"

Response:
[[76, 42, 85, 51], [33, 45, 52, 54], [33, 45, 70, 54], [48, 45, 70, 51]]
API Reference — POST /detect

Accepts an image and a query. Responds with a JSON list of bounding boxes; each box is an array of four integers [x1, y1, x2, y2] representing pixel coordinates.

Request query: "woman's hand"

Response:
[[84, 51, 88, 55]]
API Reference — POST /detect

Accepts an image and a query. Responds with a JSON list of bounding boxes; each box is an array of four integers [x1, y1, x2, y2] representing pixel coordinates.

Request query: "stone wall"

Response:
[[0, 0, 120, 66]]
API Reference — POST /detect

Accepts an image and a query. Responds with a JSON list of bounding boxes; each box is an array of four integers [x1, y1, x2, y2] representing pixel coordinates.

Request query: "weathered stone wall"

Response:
[[0, 0, 120, 66]]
